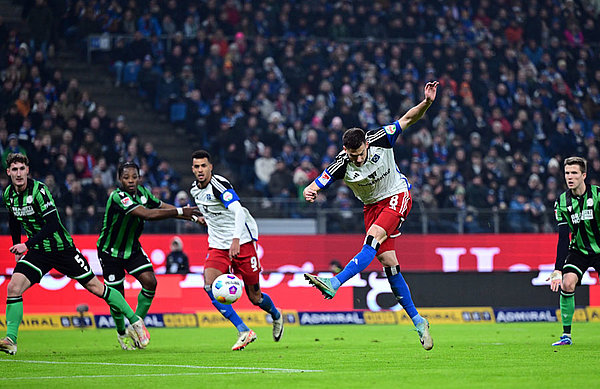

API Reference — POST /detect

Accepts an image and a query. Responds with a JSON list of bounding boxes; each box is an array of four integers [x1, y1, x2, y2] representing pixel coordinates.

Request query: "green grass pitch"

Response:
[[1, 323, 600, 388]]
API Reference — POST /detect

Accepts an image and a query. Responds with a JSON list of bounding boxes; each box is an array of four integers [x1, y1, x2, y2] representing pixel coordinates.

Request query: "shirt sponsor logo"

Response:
[[12, 205, 35, 217], [121, 197, 133, 207], [223, 192, 233, 202], [570, 209, 594, 224], [357, 168, 390, 187], [384, 124, 397, 135]]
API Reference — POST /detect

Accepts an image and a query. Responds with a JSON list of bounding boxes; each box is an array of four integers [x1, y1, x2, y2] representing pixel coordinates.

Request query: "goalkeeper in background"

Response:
[[97, 161, 200, 350], [549, 156, 600, 346]]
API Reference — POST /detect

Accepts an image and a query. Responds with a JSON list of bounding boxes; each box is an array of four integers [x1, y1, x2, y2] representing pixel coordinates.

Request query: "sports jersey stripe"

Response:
[[103, 205, 125, 254], [211, 177, 228, 193], [566, 193, 593, 255], [366, 129, 387, 143], [56, 217, 73, 250], [588, 186, 600, 253], [399, 192, 409, 215], [326, 155, 348, 175], [115, 215, 136, 258]]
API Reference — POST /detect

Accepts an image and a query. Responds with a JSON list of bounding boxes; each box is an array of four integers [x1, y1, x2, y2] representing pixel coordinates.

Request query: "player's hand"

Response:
[[303, 186, 317, 203], [9, 243, 27, 256], [182, 206, 201, 219], [424, 81, 439, 103], [229, 238, 240, 259], [547, 270, 562, 292], [192, 215, 206, 226], [14, 253, 24, 262]]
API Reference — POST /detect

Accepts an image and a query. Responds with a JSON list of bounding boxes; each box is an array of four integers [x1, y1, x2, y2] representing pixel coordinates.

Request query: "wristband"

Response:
[[176, 207, 183, 216]]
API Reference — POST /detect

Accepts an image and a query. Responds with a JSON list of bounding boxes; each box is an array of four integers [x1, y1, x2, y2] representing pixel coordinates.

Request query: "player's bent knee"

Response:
[[7, 274, 31, 296], [83, 278, 105, 297], [140, 275, 157, 291]]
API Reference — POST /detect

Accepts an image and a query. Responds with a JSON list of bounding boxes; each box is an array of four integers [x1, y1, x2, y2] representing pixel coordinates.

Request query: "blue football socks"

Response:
[[204, 287, 249, 332], [385, 266, 425, 326], [257, 293, 281, 320], [333, 239, 379, 288]]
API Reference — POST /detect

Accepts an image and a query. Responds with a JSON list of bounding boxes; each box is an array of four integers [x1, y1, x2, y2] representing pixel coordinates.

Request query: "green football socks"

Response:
[[135, 288, 155, 318], [102, 286, 140, 324], [5, 296, 23, 343], [110, 307, 126, 335], [560, 290, 575, 333]]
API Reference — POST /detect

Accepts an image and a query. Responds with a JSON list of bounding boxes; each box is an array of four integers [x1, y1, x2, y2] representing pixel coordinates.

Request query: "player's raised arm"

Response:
[[397, 81, 439, 130]]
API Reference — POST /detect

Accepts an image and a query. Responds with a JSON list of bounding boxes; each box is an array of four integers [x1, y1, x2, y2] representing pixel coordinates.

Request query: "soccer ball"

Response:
[[212, 274, 244, 304]]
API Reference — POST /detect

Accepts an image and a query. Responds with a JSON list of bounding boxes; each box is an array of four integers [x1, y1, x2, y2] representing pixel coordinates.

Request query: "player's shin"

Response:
[[101, 285, 139, 323], [110, 307, 126, 335], [5, 296, 23, 343], [135, 287, 155, 318], [385, 265, 424, 326], [204, 285, 250, 332], [255, 292, 281, 320], [560, 290, 575, 334], [334, 236, 380, 288]]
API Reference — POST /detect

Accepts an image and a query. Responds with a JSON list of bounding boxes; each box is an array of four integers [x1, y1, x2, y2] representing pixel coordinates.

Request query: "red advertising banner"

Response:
[[0, 273, 353, 314], [0, 234, 561, 274]]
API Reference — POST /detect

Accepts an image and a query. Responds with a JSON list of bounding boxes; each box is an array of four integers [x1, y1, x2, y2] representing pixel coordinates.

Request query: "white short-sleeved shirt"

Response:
[[190, 174, 258, 250]]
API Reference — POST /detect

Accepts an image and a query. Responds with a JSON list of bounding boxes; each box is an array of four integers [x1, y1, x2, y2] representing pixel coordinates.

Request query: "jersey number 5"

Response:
[[75, 252, 90, 272]]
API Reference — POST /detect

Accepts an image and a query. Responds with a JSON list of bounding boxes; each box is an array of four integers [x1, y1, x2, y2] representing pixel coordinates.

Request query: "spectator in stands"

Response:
[[165, 236, 189, 274]]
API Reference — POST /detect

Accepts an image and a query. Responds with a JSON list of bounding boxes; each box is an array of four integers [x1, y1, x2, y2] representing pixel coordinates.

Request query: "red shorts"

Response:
[[206, 241, 261, 285], [363, 191, 412, 254]]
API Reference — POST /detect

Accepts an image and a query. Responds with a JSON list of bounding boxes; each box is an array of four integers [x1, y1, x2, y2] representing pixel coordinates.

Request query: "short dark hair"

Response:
[[192, 150, 212, 163], [118, 161, 140, 178], [564, 156, 587, 173], [6, 153, 29, 167], [342, 128, 366, 150]]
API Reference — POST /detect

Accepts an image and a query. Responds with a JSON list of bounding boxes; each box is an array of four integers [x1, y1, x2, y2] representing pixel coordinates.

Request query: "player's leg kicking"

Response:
[[305, 193, 432, 350]]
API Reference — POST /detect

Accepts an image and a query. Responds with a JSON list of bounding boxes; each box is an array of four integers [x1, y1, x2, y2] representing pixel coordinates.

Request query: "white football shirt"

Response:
[[314, 122, 410, 204], [190, 174, 258, 249]]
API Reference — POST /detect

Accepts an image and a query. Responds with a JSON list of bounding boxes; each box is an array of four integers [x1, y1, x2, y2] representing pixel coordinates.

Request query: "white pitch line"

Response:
[[0, 372, 263, 381], [0, 359, 323, 373]]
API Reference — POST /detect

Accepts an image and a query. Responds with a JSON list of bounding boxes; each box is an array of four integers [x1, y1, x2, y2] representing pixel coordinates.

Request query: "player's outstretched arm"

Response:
[[303, 181, 321, 203], [397, 81, 439, 130], [130, 205, 201, 221], [159, 202, 202, 221]]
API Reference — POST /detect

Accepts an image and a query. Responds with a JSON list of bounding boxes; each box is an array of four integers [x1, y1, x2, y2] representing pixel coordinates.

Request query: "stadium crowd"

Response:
[[3, 0, 600, 234], [0, 4, 182, 234]]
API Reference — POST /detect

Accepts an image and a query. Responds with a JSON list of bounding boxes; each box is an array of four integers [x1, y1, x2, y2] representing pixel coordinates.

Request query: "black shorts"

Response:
[[98, 250, 154, 286], [563, 250, 600, 283], [14, 248, 95, 285]]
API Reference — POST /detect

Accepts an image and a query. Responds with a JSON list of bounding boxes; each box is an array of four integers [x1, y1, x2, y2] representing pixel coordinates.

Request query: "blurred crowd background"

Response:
[[1, 0, 600, 234]]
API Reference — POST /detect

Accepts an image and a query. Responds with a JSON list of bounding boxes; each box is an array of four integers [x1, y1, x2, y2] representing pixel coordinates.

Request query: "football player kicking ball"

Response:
[[97, 161, 201, 350], [304, 82, 439, 351], [0, 154, 149, 355], [190, 150, 283, 350]]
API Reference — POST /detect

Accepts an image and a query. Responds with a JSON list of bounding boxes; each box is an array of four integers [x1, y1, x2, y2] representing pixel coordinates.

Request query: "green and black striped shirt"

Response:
[[2, 178, 74, 252], [97, 185, 161, 259], [554, 184, 600, 256]]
